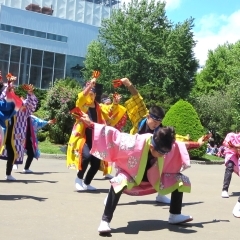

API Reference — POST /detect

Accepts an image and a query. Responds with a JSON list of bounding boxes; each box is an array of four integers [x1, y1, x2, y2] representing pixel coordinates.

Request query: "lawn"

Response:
[[38, 140, 65, 154], [197, 154, 224, 161]]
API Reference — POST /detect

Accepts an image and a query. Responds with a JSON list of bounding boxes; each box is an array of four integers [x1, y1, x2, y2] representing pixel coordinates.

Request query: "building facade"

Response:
[[0, 0, 119, 88]]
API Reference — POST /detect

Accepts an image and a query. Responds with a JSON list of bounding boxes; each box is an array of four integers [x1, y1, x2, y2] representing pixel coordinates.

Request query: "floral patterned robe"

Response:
[[90, 123, 191, 196]]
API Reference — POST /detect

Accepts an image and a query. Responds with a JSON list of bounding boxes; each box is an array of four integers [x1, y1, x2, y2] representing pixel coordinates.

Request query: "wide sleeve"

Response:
[[76, 91, 88, 109], [124, 93, 148, 134], [100, 103, 127, 128], [33, 117, 48, 130], [24, 93, 38, 115], [90, 123, 140, 163]]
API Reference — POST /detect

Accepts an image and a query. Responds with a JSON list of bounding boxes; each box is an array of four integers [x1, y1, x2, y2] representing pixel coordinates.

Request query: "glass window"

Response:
[[54, 53, 65, 69], [41, 67, 53, 89], [31, 49, 43, 66], [43, 51, 54, 68], [47, 33, 57, 41], [29, 65, 41, 88], [0, 43, 10, 61], [10, 46, 21, 63], [0, 60, 9, 80], [24, 29, 35, 36], [21, 47, 31, 65], [53, 69, 64, 82], [19, 63, 30, 85], [25, 29, 46, 38], [9, 62, 20, 85], [35, 31, 46, 38]]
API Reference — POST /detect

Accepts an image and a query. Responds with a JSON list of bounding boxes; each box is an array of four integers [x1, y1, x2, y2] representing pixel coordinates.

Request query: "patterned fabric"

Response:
[[124, 93, 148, 134], [67, 91, 106, 170], [90, 123, 191, 196], [1, 94, 38, 164], [28, 115, 48, 160]]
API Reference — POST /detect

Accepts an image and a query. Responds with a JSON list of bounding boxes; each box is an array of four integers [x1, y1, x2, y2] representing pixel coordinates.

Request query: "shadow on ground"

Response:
[[0, 194, 48, 201], [99, 219, 230, 236], [0, 180, 58, 184]]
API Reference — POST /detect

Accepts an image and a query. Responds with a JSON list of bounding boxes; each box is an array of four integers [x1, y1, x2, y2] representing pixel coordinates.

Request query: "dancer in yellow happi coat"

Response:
[[67, 72, 127, 191]]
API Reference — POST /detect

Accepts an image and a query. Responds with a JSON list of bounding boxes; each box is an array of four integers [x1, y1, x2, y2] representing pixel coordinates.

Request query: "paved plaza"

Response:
[[0, 158, 239, 240]]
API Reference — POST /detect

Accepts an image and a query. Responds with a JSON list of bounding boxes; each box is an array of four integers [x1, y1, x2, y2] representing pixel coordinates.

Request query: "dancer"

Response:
[[22, 115, 56, 173], [0, 73, 23, 180], [1, 83, 38, 180], [221, 132, 240, 198], [112, 77, 170, 204], [67, 72, 127, 191], [78, 112, 207, 233]]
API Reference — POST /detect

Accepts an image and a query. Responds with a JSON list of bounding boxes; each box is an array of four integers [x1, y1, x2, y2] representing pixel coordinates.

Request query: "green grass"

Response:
[[196, 154, 224, 161], [38, 140, 64, 154]]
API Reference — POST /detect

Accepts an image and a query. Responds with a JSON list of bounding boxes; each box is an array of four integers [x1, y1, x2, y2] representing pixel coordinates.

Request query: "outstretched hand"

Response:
[[48, 118, 57, 124], [112, 92, 122, 104], [198, 133, 212, 146]]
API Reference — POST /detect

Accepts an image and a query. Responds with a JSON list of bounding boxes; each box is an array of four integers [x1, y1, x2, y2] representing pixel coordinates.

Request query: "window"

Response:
[[0, 43, 10, 61], [43, 51, 54, 68], [55, 53, 65, 69], [31, 49, 43, 66]]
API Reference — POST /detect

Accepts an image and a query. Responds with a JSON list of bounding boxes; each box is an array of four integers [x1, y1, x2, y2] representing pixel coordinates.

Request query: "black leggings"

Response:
[[222, 160, 234, 191], [102, 186, 183, 223], [6, 117, 14, 176], [24, 137, 34, 170], [77, 143, 101, 185]]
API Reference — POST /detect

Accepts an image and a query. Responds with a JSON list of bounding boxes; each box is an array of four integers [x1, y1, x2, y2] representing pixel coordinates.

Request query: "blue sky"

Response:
[[122, 0, 240, 66], [165, 0, 240, 65]]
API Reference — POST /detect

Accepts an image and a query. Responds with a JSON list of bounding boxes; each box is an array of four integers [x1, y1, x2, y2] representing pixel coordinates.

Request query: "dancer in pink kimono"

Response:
[[78, 112, 207, 233], [221, 132, 240, 199]]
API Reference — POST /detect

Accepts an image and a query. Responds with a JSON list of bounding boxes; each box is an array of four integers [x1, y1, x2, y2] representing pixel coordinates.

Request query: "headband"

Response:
[[101, 97, 111, 104], [151, 137, 170, 155], [149, 113, 162, 121]]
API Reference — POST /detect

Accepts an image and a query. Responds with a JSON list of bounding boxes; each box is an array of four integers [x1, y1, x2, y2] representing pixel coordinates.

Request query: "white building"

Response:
[[0, 0, 119, 88]]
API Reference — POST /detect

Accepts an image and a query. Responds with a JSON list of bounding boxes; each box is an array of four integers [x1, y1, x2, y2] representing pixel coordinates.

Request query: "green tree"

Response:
[[162, 99, 205, 158], [84, 0, 198, 106], [192, 41, 240, 96]]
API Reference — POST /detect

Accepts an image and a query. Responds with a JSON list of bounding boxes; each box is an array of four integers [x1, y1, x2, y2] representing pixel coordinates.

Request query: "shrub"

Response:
[[39, 77, 82, 144], [37, 130, 48, 142], [14, 86, 47, 111], [162, 99, 206, 158]]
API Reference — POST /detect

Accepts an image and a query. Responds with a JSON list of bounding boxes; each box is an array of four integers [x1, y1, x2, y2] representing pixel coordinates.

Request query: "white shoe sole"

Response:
[[169, 217, 193, 225]]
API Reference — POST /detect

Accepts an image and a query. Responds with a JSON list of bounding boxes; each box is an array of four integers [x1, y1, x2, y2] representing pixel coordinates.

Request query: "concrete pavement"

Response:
[[0, 158, 239, 240]]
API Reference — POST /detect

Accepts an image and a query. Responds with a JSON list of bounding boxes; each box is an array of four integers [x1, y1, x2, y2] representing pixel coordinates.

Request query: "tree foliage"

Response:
[[162, 99, 205, 158], [37, 78, 82, 144], [84, 0, 198, 109]]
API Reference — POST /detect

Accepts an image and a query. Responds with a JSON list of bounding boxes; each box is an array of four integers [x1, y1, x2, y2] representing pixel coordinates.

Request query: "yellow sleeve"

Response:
[[124, 93, 148, 134], [100, 103, 127, 127]]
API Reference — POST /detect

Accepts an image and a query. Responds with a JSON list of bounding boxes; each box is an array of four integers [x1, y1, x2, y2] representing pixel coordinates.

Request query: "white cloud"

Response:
[[164, 0, 182, 10], [194, 10, 240, 66], [120, 0, 182, 10]]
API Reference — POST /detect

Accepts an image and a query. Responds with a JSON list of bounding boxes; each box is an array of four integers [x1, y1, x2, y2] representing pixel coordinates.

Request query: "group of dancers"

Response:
[[1, 70, 240, 235]]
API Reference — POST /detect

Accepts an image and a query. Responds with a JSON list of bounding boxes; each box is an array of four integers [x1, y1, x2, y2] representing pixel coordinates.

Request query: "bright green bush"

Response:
[[39, 78, 82, 144], [162, 99, 206, 158]]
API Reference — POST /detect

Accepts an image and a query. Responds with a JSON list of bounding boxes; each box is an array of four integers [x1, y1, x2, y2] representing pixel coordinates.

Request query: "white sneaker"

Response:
[[98, 220, 111, 233], [5, 175, 16, 181], [13, 164, 18, 170], [75, 178, 97, 191], [82, 182, 97, 191], [156, 194, 171, 204], [104, 174, 113, 179], [221, 190, 229, 198], [168, 213, 193, 224], [22, 169, 33, 173], [233, 202, 240, 217], [75, 177, 85, 191]]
